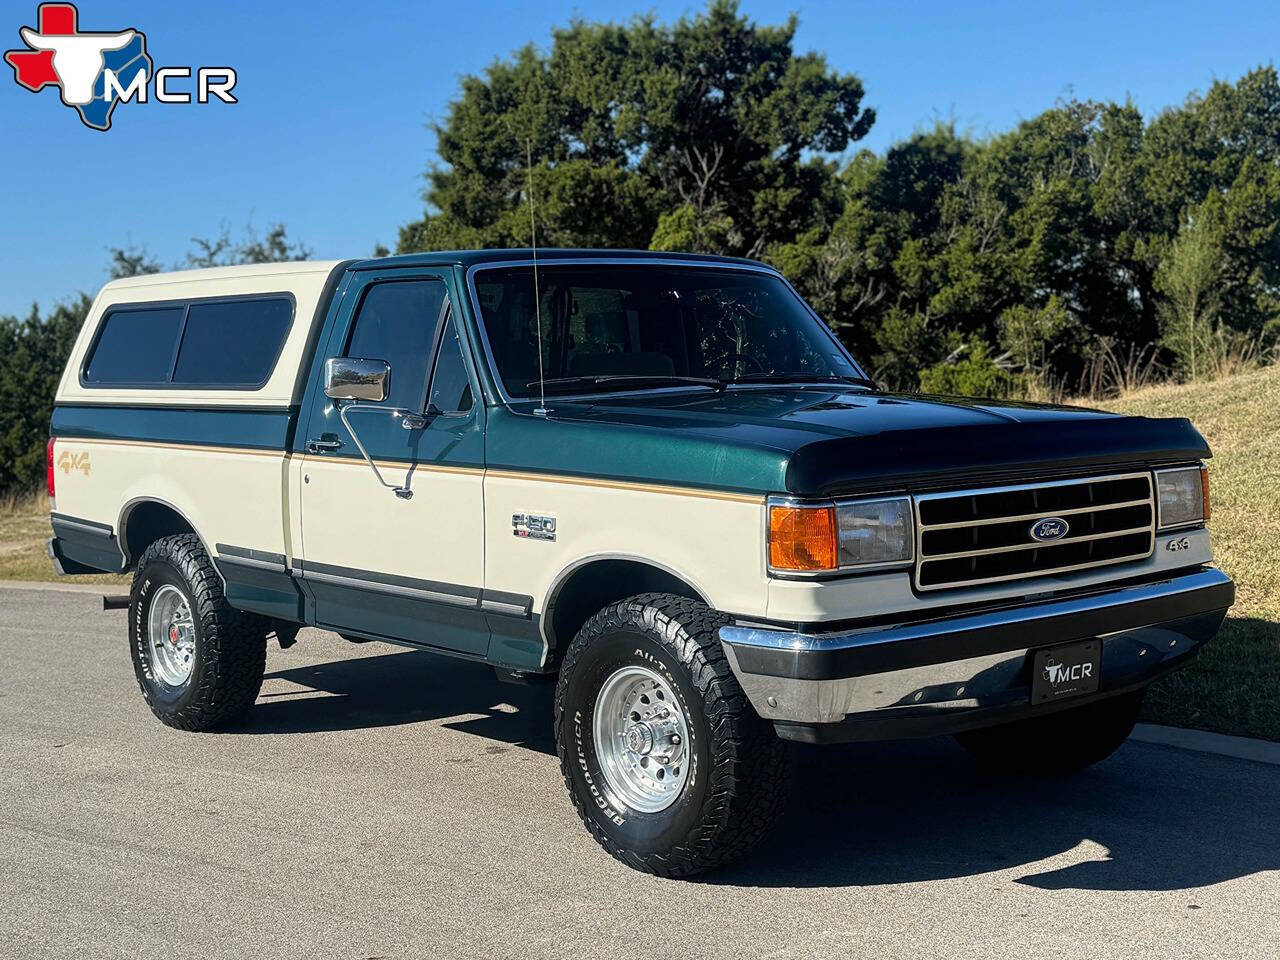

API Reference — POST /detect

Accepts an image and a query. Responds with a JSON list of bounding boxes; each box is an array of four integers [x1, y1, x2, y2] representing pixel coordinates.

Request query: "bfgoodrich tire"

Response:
[[129, 533, 268, 731], [554, 593, 791, 877], [955, 689, 1145, 775]]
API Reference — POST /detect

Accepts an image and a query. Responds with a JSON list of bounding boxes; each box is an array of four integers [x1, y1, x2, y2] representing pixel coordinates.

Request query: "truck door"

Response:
[[296, 267, 489, 655]]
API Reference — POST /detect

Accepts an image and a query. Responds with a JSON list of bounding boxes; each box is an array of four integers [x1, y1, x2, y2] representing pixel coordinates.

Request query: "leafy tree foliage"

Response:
[[774, 67, 1280, 394], [406, 3, 1279, 398], [398, 0, 873, 259], [0, 297, 89, 491], [110, 222, 312, 278]]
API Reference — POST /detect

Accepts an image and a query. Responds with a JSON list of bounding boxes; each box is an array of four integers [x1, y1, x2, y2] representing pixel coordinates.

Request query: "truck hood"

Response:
[[542, 386, 1210, 497]]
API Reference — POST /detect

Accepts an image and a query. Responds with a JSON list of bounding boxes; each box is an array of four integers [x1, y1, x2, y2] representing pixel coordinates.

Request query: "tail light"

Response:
[[46, 437, 56, 502]]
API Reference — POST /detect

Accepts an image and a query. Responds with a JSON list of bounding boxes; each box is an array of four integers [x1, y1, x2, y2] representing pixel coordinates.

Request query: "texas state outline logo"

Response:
[[4, 3, 237, 131]]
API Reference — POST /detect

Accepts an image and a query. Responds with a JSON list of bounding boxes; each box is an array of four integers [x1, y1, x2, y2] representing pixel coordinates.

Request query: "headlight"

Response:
[[1156, 465, 1210, 530], [768, 496, 913, 574], [836, 497, 913, 567]]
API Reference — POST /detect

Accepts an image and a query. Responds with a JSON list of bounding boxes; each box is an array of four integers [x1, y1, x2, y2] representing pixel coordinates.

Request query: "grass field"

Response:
[[2, 366, 1277, 739], [0, 492, 126, 586], [1102, 365, 1280, 741]]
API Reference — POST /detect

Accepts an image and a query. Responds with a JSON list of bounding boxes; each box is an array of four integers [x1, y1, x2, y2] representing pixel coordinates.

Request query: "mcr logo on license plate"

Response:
[[1031, 640, 1101, 703]]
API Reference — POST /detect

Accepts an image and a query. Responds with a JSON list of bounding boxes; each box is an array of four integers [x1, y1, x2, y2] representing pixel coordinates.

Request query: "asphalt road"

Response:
[[1, 589, 1277, 960]]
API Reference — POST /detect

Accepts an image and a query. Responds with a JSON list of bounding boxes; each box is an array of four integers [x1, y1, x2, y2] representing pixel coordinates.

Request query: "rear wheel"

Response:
[[955, 689, 1145, 775], [554, 592, 791, 877], [129, 534, 268, 731]]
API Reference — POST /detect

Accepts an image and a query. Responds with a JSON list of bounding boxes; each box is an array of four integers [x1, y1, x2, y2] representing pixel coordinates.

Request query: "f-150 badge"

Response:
[[513, 513, 556, 542]]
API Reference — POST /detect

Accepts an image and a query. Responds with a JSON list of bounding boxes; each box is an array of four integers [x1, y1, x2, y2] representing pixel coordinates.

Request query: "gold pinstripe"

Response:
[[485, 468, 765, 504], [67, 437, 285, 459], [60, 437, 767, 504]]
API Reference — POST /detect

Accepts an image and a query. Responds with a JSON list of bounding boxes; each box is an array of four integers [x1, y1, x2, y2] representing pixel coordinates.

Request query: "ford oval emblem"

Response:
[[1029, 517, 1070, 542]]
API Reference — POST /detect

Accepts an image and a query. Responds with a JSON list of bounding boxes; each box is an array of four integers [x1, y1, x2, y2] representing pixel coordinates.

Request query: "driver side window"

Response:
[[345, 279, 448, 411]]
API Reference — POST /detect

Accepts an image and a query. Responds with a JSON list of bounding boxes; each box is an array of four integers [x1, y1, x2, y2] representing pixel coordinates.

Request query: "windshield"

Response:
[[472, 264, 864, 399]]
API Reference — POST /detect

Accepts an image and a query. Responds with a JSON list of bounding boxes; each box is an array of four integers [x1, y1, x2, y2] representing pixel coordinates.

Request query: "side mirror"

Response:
[[324, 357, 390, 403]]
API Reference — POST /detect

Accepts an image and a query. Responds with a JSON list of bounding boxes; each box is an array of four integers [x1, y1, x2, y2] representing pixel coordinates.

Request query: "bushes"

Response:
[[919, 340, 1023, 399], [0, 298, 89, 493], [777, 68, 1280, 398]]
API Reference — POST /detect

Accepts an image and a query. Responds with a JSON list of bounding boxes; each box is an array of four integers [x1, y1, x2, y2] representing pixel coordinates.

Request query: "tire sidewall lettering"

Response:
[[561, 625, 710, 852], [573, 709, 627, 825], [129, 559, 198, 708]]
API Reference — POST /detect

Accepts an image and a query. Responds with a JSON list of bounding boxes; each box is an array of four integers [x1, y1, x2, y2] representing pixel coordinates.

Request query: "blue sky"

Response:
[[0, 0, 1275, 318]]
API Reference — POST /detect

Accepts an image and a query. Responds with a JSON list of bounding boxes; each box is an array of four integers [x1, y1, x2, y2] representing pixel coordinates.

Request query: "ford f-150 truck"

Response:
[[46, 250, 1234, 876]]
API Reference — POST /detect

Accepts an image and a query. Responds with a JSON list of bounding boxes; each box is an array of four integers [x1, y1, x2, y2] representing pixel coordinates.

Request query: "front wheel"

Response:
[[554, 593, 791, 877], [955, 689, 1145, 775], [129, 533, 268, 731]]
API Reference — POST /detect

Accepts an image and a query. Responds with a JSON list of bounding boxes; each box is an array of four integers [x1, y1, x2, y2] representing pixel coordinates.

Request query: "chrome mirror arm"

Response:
[[335, 401, 422, 500]]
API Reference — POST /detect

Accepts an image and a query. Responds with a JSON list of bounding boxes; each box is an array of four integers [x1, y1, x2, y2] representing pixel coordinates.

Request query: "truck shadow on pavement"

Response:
[[242, 647, 1279, 893], [244, 646, 558, 754], [714, 737, 1280, 892]]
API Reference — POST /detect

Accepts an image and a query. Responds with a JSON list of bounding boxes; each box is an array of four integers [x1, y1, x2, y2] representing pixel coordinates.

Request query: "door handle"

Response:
[[306, 435, 343, 453]]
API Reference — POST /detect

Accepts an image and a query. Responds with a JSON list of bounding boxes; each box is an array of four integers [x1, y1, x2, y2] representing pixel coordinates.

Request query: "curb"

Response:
[[1131, 723, 1280, 767]]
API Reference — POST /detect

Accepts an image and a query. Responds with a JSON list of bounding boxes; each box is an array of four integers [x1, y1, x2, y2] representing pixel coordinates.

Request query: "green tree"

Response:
[[397, 4, 1277, 401], [398, 0, 874, 259], [918, 338, 1021, 398], [998, 296, 1088, 393], [108, 246, 161, 280], [1156, 211, 1224, 381], [0, 297, 90, 491], [109, 222, 312, 278]]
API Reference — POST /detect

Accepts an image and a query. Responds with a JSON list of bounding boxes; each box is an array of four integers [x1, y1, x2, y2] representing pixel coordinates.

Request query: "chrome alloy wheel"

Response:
[[592, 665, 690, 813], [147, 584, 196, 688]]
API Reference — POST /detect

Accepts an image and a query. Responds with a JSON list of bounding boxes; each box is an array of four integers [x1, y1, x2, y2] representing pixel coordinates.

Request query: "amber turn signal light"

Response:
[[1201, 464, 1211, 521], [769, 503, 837, 572]]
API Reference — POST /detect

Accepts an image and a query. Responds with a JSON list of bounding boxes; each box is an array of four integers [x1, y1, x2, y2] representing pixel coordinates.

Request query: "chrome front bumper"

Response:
[[719, 568, 1234, 741]]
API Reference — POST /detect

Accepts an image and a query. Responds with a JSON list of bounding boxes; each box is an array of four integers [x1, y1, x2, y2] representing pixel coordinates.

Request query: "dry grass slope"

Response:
[[2, 365, 1276, 739], [1103, 364, 1280, 741], [0, 492, 126, 586]]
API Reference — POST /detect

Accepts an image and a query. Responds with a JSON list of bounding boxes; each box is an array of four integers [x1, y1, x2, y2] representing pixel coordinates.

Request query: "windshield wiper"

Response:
[[725, 372, 878, 389], [524, 374, 725, 394]]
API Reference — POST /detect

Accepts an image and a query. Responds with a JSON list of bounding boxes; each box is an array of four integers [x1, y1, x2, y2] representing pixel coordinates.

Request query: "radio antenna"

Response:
[[526, 138, 549, 417]]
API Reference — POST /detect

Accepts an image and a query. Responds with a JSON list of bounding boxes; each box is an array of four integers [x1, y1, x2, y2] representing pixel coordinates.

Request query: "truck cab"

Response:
[[47, 251, 1233, 876]]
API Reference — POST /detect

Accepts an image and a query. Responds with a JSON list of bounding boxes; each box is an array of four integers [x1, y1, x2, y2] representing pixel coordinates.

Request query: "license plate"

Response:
[[1031, 640, 1101, 704]]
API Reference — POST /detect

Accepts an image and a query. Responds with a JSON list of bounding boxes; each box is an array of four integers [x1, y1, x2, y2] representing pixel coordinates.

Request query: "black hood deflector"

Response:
[[786, 416, 1210, 498]]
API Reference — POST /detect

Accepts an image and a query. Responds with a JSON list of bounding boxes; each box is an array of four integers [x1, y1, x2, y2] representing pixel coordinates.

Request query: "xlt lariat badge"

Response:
[[513, 513, 556, 542]]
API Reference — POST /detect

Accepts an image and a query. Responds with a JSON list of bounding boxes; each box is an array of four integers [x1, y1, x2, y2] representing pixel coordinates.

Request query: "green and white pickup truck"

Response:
[[47, 250, 1233, 876]]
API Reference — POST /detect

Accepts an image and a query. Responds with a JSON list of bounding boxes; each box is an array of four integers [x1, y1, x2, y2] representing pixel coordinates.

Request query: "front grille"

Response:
[[914, 472, 1155, 591]]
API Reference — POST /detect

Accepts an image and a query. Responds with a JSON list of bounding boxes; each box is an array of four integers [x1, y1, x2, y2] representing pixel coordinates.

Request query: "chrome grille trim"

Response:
[[913, 471, 1156, 591], [919, 497, 1153, 531]]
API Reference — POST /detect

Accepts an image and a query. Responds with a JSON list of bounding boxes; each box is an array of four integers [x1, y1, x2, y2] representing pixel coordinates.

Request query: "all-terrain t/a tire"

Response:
[[554, 592, 791, 877], [129, 533, 268, 731], [955, 689, 1145, 775]]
